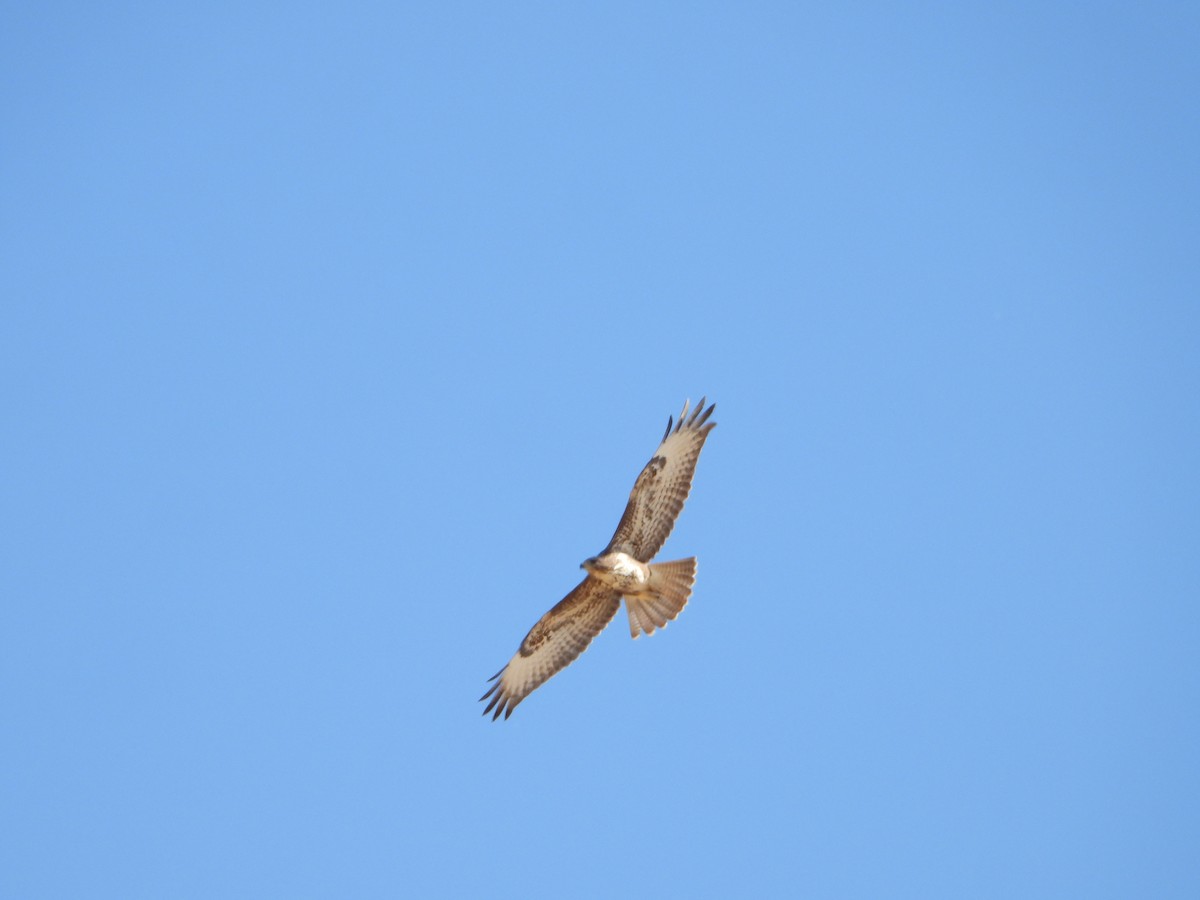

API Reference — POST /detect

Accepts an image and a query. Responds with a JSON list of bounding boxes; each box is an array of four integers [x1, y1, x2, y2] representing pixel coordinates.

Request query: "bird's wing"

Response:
[[481, 577, 622, 720], [604, 397, 717, 561]]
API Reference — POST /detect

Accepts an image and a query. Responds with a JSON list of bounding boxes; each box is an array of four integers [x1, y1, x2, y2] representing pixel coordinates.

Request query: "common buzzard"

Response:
[[481, 398, 716, 719]]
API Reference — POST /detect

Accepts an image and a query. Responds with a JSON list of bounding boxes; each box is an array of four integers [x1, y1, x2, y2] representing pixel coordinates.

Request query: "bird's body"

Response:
[[481, 398, 717, 720], [582, 551, 650, 593]]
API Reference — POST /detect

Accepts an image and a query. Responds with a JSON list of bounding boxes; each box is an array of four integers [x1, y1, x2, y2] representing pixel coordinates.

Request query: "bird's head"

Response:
[[581, 557, 597, 573]]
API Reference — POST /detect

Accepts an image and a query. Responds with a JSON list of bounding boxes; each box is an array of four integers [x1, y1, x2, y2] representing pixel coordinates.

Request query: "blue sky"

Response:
[[3, 3, 1198, 897]]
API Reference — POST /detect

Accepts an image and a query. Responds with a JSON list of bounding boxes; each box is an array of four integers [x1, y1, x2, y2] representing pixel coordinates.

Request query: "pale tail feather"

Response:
[[625, 558, 696, 638]]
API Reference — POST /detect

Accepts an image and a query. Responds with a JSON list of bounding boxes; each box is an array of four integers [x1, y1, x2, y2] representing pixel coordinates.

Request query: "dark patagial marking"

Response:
[[639, 456, 666, 484]]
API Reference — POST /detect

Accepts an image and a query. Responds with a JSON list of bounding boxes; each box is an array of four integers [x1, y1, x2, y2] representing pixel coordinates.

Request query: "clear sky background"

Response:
[[3, 3, 1198, 898]]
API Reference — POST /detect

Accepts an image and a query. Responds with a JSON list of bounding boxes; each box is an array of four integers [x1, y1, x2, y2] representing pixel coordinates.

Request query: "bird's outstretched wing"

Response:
[[604, 398, 717, 561], [480, 577, 622, 720]]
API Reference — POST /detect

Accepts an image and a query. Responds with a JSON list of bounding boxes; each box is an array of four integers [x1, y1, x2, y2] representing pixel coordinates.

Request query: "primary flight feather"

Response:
[[481, 397, 716, 720]]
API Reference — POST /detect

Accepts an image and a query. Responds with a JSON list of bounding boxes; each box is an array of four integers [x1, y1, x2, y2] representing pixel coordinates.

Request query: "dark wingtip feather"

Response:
[[479, 666, 506, 704], [662, 415, 673, 443], [674, 399, 691, 434], [672, 396, 716, 432], [481, 671, 523, 720]]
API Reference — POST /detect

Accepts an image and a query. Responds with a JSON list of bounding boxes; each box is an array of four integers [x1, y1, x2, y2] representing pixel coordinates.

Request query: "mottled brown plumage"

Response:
[[604, 398, 716, 560], [480, 579, 621, 721], [481, 398, 717, 720]]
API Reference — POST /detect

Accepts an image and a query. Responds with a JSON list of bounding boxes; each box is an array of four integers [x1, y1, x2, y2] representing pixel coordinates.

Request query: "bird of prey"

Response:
[[481, 397, 716, 720]]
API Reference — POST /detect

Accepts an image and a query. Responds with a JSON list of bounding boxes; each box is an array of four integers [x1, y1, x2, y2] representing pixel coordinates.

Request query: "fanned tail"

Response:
[[625, 557, 696, 638]]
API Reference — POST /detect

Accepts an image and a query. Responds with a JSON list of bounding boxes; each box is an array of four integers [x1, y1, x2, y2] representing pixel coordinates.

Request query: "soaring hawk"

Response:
[[481, 398, 716, 720]]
